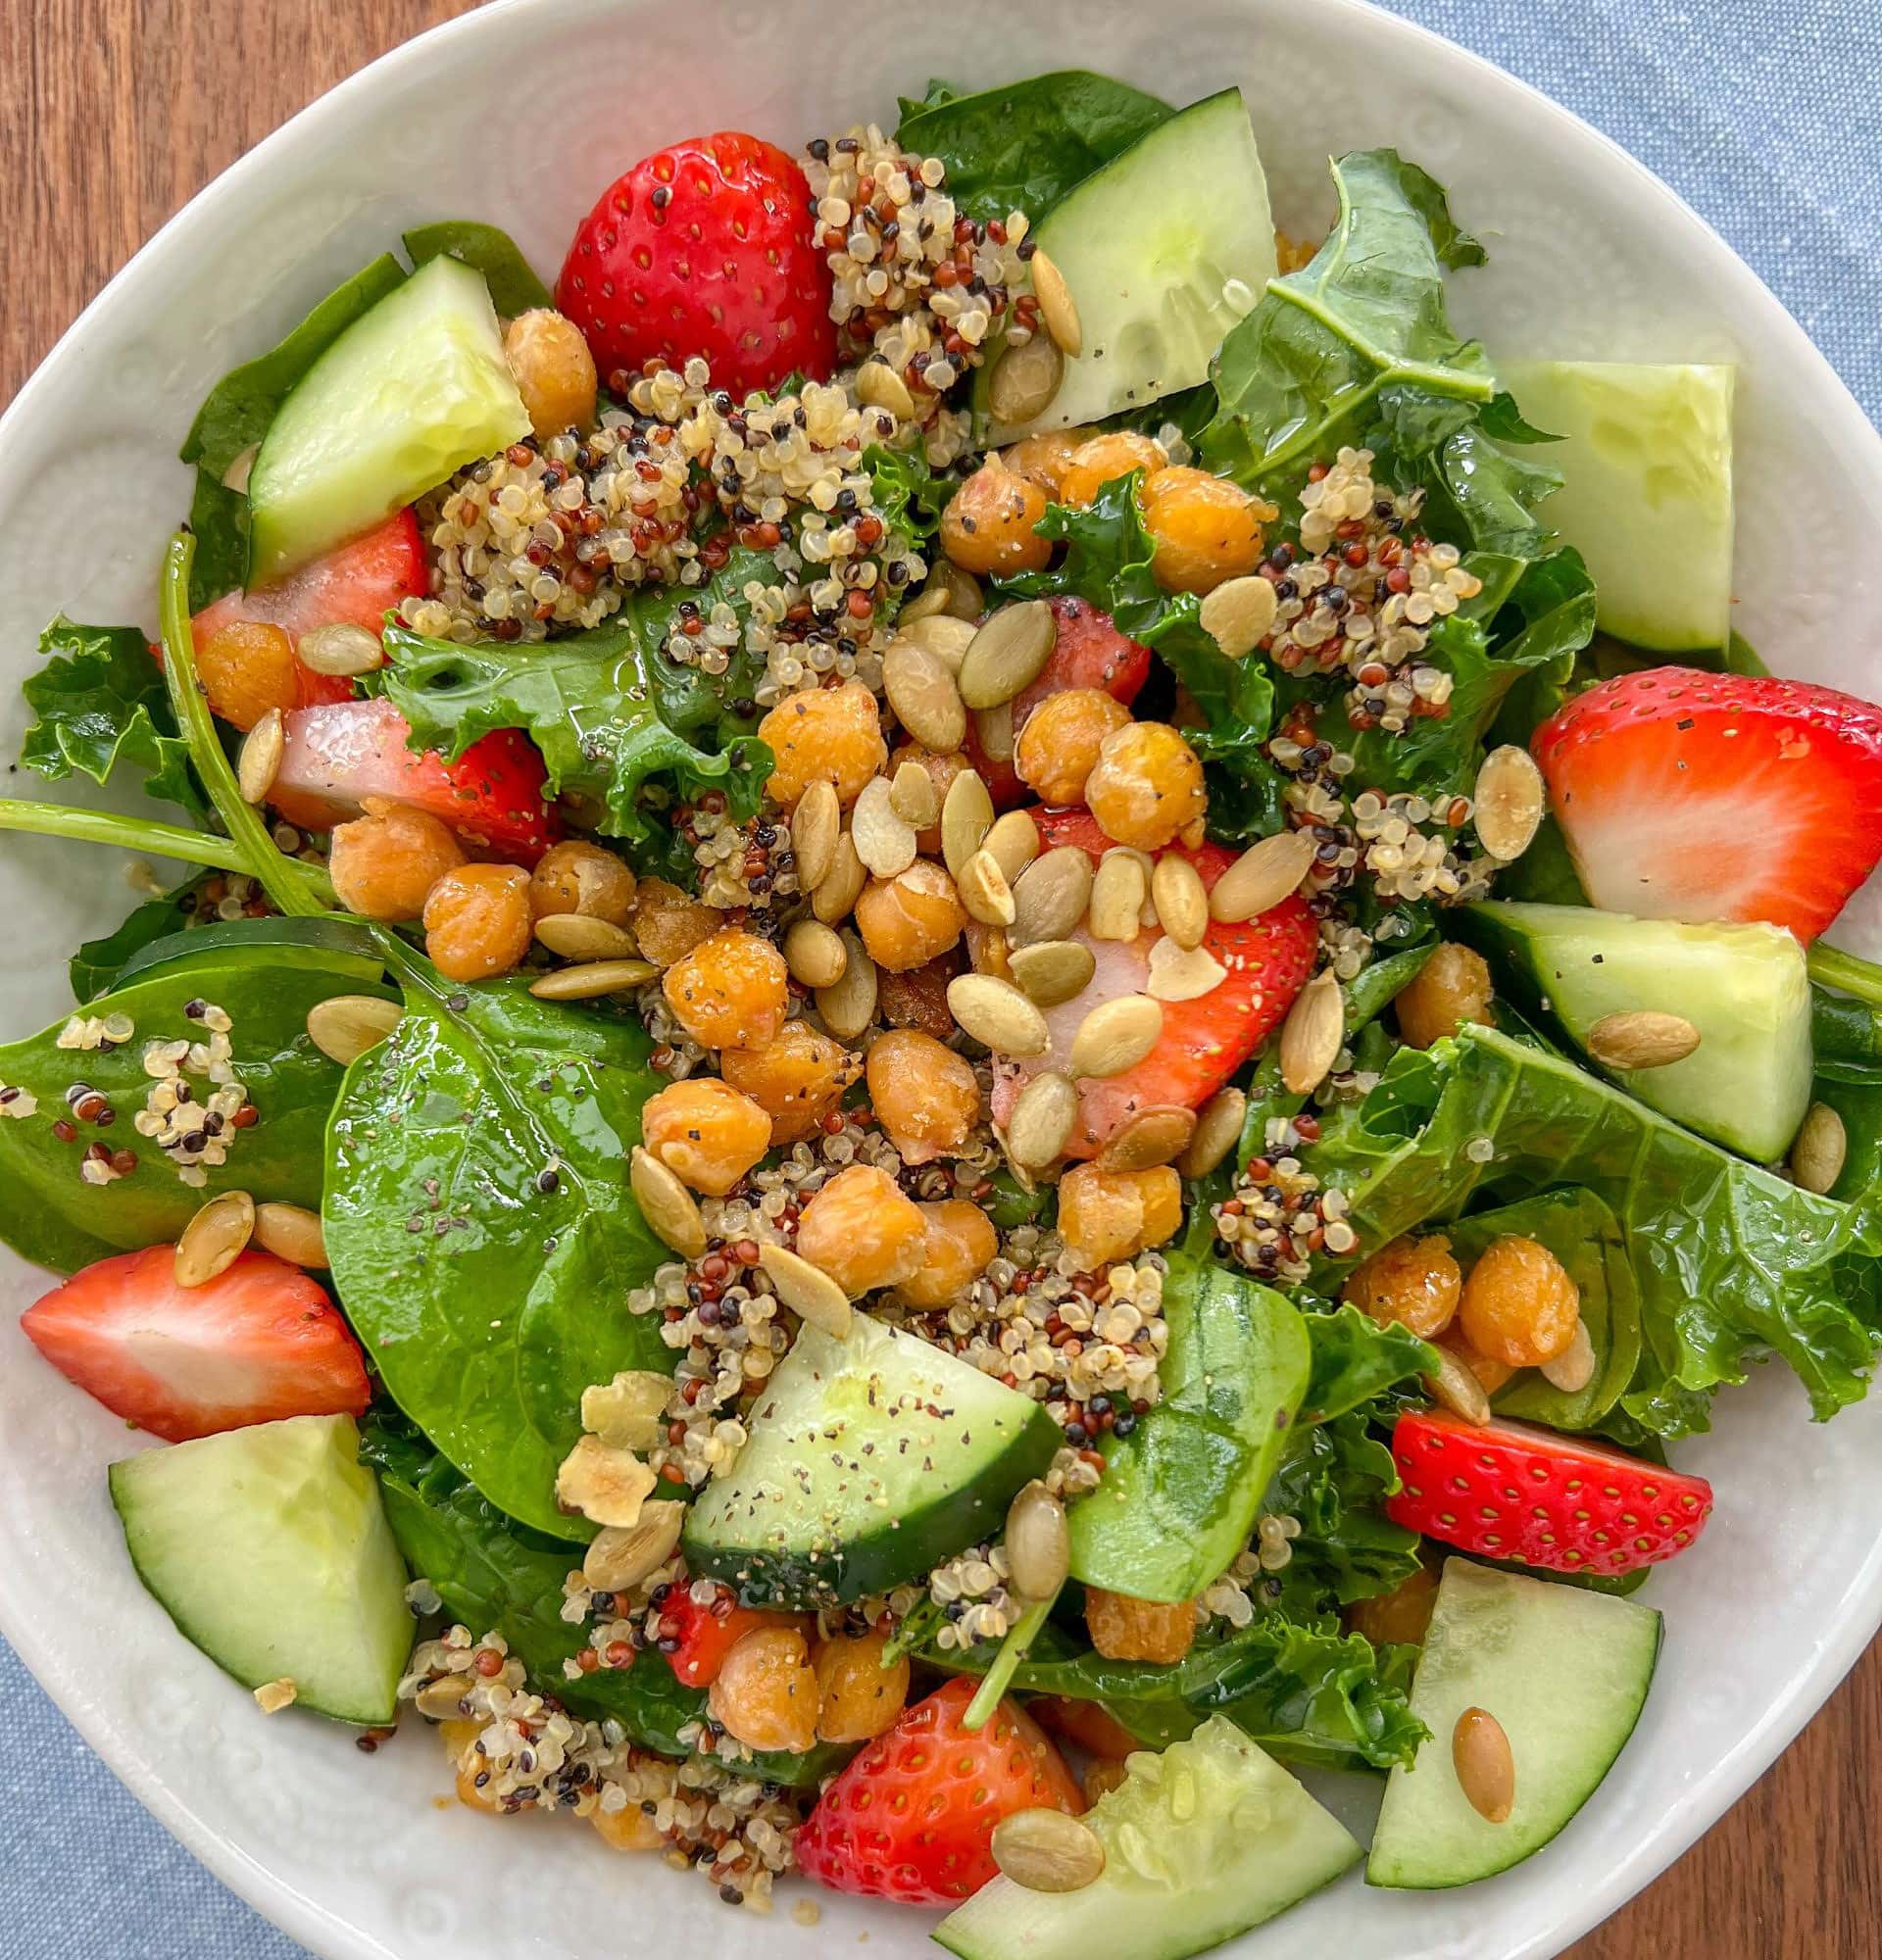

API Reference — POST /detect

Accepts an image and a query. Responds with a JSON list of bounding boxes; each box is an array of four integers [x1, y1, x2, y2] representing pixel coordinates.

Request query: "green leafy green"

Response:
[[895, 72, 1174, 222], [68, 884, 202, 1001], [1298, 1304, 1435, 1424], [1264, 1411, 1421, 1614], [403, 221, 552, 317], [1814, 985, 1882, 1084], [185, 470, 252, 613], [324, 937, 671, 1539], [864, 442, 953, 545]]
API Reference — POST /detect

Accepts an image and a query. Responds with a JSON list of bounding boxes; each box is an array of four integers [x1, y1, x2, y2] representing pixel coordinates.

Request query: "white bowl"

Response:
[[4, 1, 1880, 1956]]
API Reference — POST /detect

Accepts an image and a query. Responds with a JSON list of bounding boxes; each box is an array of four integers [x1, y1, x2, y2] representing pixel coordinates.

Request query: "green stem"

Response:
[[159, 531, 327, 918], [1808, 944, 1882, 1009], [963, 1590, 1059, 1733]]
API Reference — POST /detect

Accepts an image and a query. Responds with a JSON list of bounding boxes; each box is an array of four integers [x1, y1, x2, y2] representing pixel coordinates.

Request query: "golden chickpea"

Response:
[[1342, 1233, 1462, 1340], [888, 741, 972, 857], [895, 1199, 999, 1308], [1085, 1589, 1195, 1664], [812, 1628, 911, 1744], [877, 954, 963, 1043], [441, 1716, 498, 1812], [421, 863, 533, 982], [1058, 431, 1168, 509], [707, 1626, 820, 1755], [1085, 721, 1208, 851], [853, 860, 967, 972], [720, 1020, 860, 1145], [1014, 687, 1133, 807], [1346, 1563, 1440, 1648], [1056, 1162, 1182, 1271], [1139, 466, 1270, 595], [1435, 1325, 1516, 1396], [640, 1077, 772, 1196], [328, 796, 466, 921], [1003, 429, 1084, 499], [529, 838, 636, 925], [795, 1163, 927, 1296], [590, 1803, 664, 1851], [940, 458, 1053, 577], [504, 309, 598, 439], [1458, 1235, 1581, 1367], [629, 877, 719, 967], [197, 620, 299, 731], [1395, 944, 1495, 1050], [866, 1029, 980, 1164], [662, 927, 789, 1051], [758, 679, 887, 808]]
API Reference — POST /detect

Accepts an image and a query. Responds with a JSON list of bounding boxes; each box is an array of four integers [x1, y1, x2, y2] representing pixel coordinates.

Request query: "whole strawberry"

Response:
[[556, 131, 835, 400]]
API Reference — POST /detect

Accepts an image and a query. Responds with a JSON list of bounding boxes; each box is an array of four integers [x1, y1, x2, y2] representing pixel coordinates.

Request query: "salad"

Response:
[[5, 66, 1882, 1953]]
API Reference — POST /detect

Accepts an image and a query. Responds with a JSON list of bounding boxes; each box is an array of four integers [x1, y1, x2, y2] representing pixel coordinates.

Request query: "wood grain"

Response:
[[0, 2, 1875, 1954]]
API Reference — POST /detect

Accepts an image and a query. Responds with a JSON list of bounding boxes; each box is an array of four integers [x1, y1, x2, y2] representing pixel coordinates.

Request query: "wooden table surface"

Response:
[[3, 1, 1877, 1953]]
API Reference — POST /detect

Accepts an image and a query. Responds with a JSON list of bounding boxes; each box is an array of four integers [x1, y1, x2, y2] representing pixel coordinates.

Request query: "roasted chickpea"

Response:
[[853, 860, 967, 972], [1003, 429, 1085, 499], [504, 309, 598, 438], [895, 1199, 999, 1308], [662, 927, 789, 1051], [441, 1717, 497, 1812], [421, 863, 533, 982], [1395, 943, 1494, 1050], [812, 1628, 911, 1744], [1084, 721, 1208, 851], [720, 1020, 861, 1145], [629, 877, 719, 967], [888, 741, 972, 857], [529, 838, 636, 925], [1345, 1563, 1440, 1647], [197, 620, 299, 730], [866, 1029, 980, 1164], [876, 953, 963, 1042], [1058, 431, 1168, 509], [1342, 1233, 1461, 1340], [328, 796, 466, 921], [1057, 1162, 1182, 1270], [1458, 1235, 1581, 1367], [940, 459, 1053, 577], [1014, 687, 1133, 807], [1139, 466, 1270, 594], [794, 1163, 927, 1296], [1085, 1589, 1195, 1664], [640, 1077, 772, 1196], [758, 679, 887, 808], [707, 1626, 820, 1755], [590, 1803, 664, 1851]]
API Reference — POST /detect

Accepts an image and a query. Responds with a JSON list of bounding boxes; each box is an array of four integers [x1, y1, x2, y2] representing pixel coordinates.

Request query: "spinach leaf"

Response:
[[403, 221, 553, 317], [895, 72, 1173, 222], [1264, 1411, 1421, 1612], [324, 937, 671, 1539], [1812, 975, 1882, 1085], [69, 881, 217, 1000], [1299, 1304, 1434, 1424], [0, 926, 393, 1273], [185, 471, 252, 614]]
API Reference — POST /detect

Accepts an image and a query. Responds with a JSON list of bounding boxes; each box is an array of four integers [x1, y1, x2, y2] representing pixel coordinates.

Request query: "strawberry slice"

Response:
[[795, 1678, 1083, 1905], [650, 1583, 798, 1689], [1386, 1410, 1713, 1577], [21, 1246, 371, 1444], [967, 597, 1152, 807], [1532, 666, 1882, 941], [990, 808, 1318, 1156], [271, 696, 559, 863]]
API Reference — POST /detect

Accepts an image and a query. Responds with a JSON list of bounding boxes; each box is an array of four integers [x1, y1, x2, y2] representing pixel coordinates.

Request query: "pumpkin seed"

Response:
[[1198, 574, 1279, 659], [905, 611, 978, 674], [1539, 1320, 1597, 1394], [890, 760, 941, 829], [898, 583, 954, 626], [528, 958, 659, 1001], [811, 832, 867, 924], [1012, 848, 1095, 946], [1089, 851, 1148, 941], [1028, 248, 1083, 358], [852, 775, 918, 878], [1210, 831, 1315, 922], [1005, 1480, 1070, 1599], [1150, 856, 1210, 949], [1279, 969, 1343, 1093], [222, 444, 258, 494], [959, 601, 1058, 710], [987, 332, 1064, 426], [1009, 939, 1096, 1007], [932, 562, 985, 622], [1791, 1101, 1848, 1194], [252, 1200, 326, 1268], [1585, 1009, 1701, 1071], [535, 912, 637, 961], [582, 1499, 687, 1592], [817, 931, 878, 1041], [297, 621, 384, 677], [958, 849, 1017, 927], [984, 809, 1042, 883], [947, 973, 1051, 1055], [1472, 745, 1546, 861], [941, 768, 996, 879], [760, 1241, 856, 1330], [414, 1675, 472, 1720], [629, 1147, 708, 1258], [307, 995, 402, 1065], [974, 699, 1016, 762], [1178, 1087, 1247, 1180], [1453, 1707, 1515, 1824], [1068, 994, 1163, 1078], [1099, 1104, 1197, 1171], [1423, 1346, 1492, 1426], [792, 779, 842, 894], [1007, 1070, 1079, 1167], [237, 710, 284, 805], [882, 636, 967, 754], [968, 920, 1014, 979], [992, 1119, 1038, 1194], [174, 1189, 255, 1288], [855, 358, 916, 421], [991, 1808, 1107, 1893], [1146, 938, 1227, 1003], [784, 918, 848, 989]]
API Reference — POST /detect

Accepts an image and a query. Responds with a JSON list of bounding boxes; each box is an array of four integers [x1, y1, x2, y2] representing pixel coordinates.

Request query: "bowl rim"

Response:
[[3, 2, 1880, 1957]]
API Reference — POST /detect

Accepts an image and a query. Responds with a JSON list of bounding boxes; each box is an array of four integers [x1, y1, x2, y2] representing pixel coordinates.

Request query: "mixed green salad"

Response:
[[8, 68, 1882, 1951]]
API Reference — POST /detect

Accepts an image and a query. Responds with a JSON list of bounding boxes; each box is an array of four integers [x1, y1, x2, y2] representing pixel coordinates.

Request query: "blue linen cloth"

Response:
[[3, 2, 1879, 1953]]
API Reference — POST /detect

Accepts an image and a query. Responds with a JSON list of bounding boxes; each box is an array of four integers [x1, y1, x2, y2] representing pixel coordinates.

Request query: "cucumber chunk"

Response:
[[248, 256, 528, 585], [109, 1413, 413, 1724], [1458, 900, 1811, 1160], [1367, 1559, 1660, 1889], [979, 90, 1278, 443], [936, 1717, 1360, 1960], [1502, 361, 1734, 653], [683, 1315, 1059, 1607]]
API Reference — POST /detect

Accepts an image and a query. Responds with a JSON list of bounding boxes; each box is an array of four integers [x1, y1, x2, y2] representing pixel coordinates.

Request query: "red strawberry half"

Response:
[[21, 1246, 371, 1443], [1386, 1409, 1713, 1577], [557, 131, 835, 400], [1532, 666, 1882, 941], [990, 809, 1318, 1156]]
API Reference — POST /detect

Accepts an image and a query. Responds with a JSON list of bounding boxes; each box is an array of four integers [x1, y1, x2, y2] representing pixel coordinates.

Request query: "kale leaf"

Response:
[[1298, 1303, 1434, 1425], [1263, 1411, 1422, 1615]]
